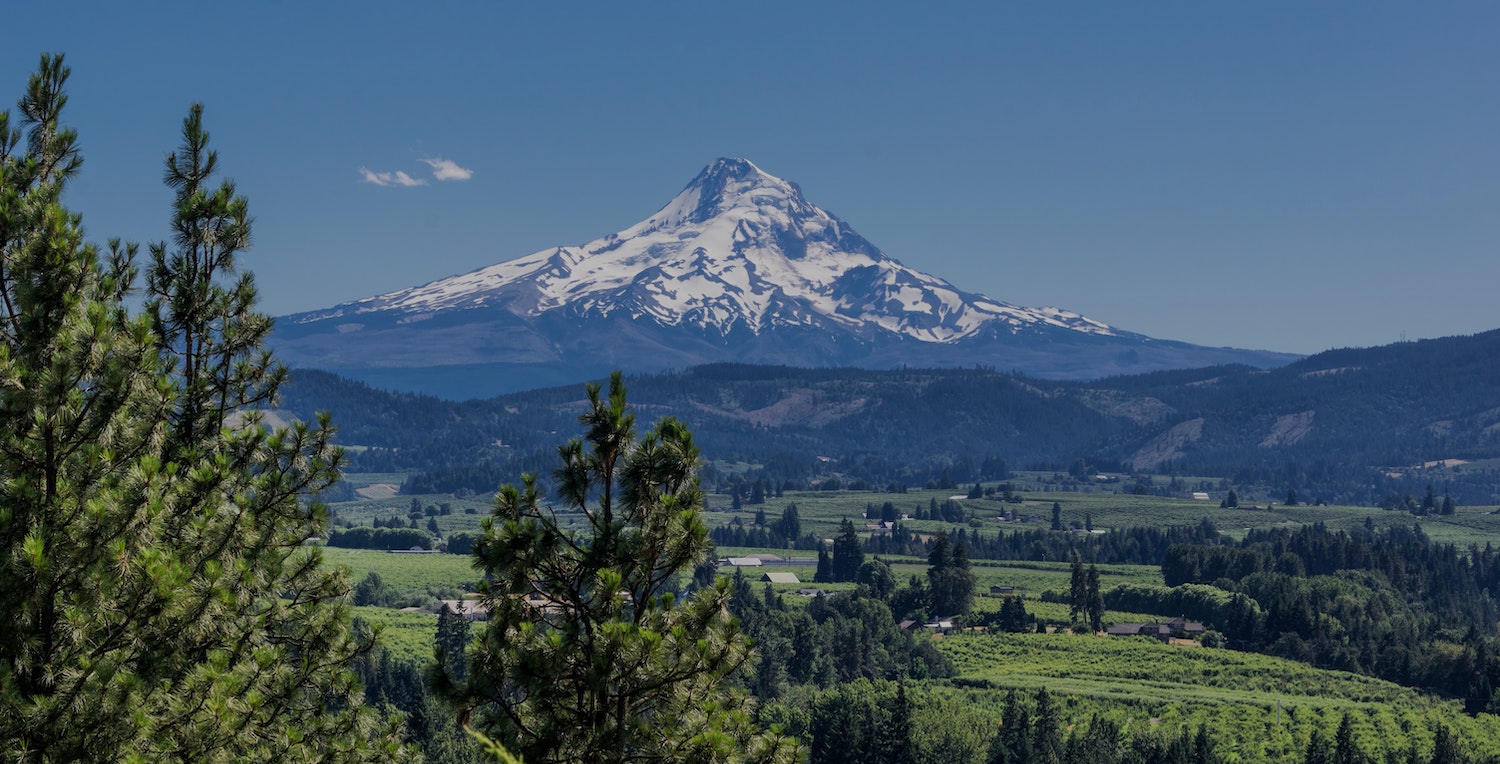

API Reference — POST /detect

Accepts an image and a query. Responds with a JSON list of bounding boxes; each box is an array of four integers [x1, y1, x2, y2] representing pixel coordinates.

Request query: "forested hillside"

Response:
[[279, 329, 1500, 505]]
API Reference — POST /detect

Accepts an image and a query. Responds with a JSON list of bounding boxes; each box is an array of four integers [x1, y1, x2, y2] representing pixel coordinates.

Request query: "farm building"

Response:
[[761, 572, 800, 585], [1106, 618, 1205, 642]]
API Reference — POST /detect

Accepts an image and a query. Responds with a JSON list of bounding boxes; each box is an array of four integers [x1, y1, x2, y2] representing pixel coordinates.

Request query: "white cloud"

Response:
[[360, 167, 427, 187], [422, 158, 474, 182]]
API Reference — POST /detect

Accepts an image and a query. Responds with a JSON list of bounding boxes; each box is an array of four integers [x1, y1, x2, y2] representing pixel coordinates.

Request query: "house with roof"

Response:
[[1105, 622, 1171, 641], [1106, 618, 1206, 642], [761, 571, 801, 585], [1164, 618, 1206, 636]]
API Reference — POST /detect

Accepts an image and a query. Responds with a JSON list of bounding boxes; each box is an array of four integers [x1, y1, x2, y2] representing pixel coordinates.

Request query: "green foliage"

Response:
[[941, 632, 1500, 762], [790, 679, 987, 764], [330, 526, 435, 550], [1102, 583, 1244, 630], [855, 557, 897, 600], [0, 56, 400, 761], [1161, 523, 1500, 705], [831, 518, 863, 582], [926, 532, 976, 616], [448, 373, 798, 763], [350, 607, 447, 666], [323, 546, 479, 593], [434, 603, 471, 686], [282, 337, 1500, 506]]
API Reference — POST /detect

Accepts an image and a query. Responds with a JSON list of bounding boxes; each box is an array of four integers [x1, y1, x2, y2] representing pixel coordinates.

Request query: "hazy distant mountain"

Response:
[[279, 329, 1500, 505], [272, 158, 1295, 398]]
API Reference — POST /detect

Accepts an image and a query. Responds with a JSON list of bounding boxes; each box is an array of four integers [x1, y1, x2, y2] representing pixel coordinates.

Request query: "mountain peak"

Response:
[[274, 158, 1300, 393], [650, 157, 803, 228], [283, 158, 1132, 344]]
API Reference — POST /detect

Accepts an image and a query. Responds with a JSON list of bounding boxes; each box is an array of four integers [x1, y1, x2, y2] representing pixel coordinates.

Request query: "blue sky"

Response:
[[5, 3, 1496, 355]]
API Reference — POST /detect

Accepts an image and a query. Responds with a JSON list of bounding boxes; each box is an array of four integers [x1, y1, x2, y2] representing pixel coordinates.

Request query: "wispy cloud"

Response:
[[422, 158, 474, 182], [360, 167, 427, 187]]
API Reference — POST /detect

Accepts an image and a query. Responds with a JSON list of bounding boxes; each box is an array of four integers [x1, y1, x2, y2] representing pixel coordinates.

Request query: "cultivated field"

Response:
[[935, 632, 1500, 761]]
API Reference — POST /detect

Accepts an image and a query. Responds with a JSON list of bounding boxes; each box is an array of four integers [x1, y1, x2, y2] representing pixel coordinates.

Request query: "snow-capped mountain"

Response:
[[273, 159, 1296, 398]]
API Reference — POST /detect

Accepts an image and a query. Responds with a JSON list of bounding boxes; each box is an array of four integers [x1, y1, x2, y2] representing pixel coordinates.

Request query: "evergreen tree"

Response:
[[996, 596, 1029, 633], [775, 503, 800, 542], [1304, 725, 1332, 764], [1192, 724, 1221, 764], [926, 532, 975, 616], [1429, 725, 1464, 764], [832, 518, 864, 583], [987, 689, 1031, 764], [1051, 502, 1063, 531], [1030, 688, 1063, 764], [1086, 564, 1105, 634], [448, 373, 797, 764], [815, 541, 833, 583], [0, 57, 398, 761], [1069, 552, 1088, 624], [1333, 713, 1365, 764], [1067, 715, 1120, 764], [874, 683, 916, 764]]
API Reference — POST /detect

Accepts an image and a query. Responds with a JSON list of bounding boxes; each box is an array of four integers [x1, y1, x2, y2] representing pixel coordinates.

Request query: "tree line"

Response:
[[1162, 522, 1500, 710]]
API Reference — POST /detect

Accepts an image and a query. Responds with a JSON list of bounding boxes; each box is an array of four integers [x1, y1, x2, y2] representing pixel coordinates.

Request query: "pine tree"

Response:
[[1429, 725, 1464, 764], [987, 689, 1031, 764], [832, 518, 864, 583], [874, 682, 916, 764], [1192, 723, 1221, 764], [1069, 715, 1120, 764], [448, 372, 797, 764], [1333, 713, 1364, 764], [1030, 688, 1063, 764], [0, 56, 399, 761]]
